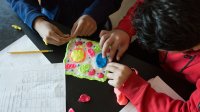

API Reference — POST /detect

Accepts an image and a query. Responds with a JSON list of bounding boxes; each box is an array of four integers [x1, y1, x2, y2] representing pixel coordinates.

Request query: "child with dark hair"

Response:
[[100, 0, 200, 111]]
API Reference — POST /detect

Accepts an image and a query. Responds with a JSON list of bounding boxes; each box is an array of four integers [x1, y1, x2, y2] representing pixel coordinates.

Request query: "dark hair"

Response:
[[134, 0, 200, 51]]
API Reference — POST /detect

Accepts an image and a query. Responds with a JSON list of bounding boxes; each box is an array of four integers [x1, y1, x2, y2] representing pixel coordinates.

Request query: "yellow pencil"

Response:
[[8, 50, 53, 54]]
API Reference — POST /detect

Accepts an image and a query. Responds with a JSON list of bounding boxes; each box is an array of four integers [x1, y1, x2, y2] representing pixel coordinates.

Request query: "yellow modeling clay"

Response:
[[11, 25, 22, 31]]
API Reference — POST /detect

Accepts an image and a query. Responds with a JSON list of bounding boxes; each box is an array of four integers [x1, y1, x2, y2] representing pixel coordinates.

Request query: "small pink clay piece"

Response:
[[86, 42, 93, 47], [75, 41, 83, 46], [88, 69, 96, 76], [78, 94, 91, 103], [97, 73, 104, 78], [87, 48, 95, 57], [65, 64, 76, 70], [68, 108, 75, 112]]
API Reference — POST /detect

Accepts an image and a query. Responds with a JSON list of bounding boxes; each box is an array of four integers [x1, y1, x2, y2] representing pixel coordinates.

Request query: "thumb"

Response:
[[108, 80, 116, 87], [71, 25, 77, 37]]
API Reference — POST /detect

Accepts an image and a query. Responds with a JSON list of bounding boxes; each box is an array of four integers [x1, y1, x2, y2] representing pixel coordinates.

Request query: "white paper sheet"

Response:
[[0, 35, 50, 70], [148, 76, 184, 101], [120, 76, 184, 112], [0, 63, 66, 112]]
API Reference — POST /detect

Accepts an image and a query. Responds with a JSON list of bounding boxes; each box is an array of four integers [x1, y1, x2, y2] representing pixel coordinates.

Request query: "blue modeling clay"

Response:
[[96, 53, 107, 68]]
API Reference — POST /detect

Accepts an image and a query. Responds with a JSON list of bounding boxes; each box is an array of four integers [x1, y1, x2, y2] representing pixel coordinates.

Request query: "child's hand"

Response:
[[105, 62, 133, 88], [34, 17, 72, 46], [99, 29, 130, 62], [71, 15, 97, 37]]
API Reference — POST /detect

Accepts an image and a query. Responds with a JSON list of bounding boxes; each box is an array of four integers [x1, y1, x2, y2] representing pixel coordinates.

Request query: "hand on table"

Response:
[[106, 62, 133, 88], [71, 15, 97, 37], [99, 29, 130, 62], [34, 17, 73, 46]]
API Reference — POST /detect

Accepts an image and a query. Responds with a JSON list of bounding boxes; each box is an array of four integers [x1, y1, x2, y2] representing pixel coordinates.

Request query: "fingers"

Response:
[[71, 22, 83, 37], [53, 26, 71, 42], [54, 26, 65, 37], [107, 62, 132, 77], [107, 73, 115, 79], [108, 80, 117, 87], [49, 32, 62, 42], [35, 20, 72, 46], [81, 23, 92, 36], [45, 32, 71, 46], [116, 45, 129, 61], [109, 41, 119, 62], [71, 15, 97, 37], [106, 64, 118, 73], [99, 30, 109, 37], [107, 62, 125, 70], [71, 21, 96, 37], [99, 33, 110, 48], [46, 37, 61, 46], [102, 37, 114, 58], [106, 62, 132, 88], [88, 25, 96, 36], [100, 30, 119, 62], [82, 23, 90, 36], [107, 72, 119, 84], [107, 74, 121, 88], [71, 22, 78, 37]]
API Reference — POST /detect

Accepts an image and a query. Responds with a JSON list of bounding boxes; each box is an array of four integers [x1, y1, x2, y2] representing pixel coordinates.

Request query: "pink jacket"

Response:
[[117, 0, 200, 111]]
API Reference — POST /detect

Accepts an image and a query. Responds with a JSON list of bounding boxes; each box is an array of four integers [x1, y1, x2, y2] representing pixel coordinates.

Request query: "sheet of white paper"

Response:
[[0, 35, 50, 69], [148, 76, 185, 101], [0, 63, 66, 112], [120, 76, 184, 112], [119, 102, 137, 112]]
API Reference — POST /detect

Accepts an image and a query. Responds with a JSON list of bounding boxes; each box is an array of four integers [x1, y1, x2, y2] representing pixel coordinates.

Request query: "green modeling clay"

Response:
[[64, 38, 108, 82], [78, 64, 90, 74], [93, 44, 101, 53]]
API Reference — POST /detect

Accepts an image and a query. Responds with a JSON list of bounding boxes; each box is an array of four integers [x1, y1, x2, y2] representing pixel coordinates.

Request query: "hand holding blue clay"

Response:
[[96, 53, 107, 68]]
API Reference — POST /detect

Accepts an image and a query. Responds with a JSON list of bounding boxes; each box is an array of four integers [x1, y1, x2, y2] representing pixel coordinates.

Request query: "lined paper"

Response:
[[0, 63, 66, 112]]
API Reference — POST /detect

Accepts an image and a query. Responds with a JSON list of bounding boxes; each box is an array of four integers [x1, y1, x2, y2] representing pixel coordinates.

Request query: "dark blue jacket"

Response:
[[7, 0, 122, 29]]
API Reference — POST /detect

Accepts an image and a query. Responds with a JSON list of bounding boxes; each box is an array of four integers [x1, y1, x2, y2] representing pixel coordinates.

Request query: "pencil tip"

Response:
[[49, 50, 53, 52]]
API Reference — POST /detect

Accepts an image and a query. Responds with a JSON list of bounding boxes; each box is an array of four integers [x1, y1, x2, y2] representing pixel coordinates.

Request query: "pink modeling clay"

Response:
[[97, 73, 104, 78], [68, 108, 75, 112], [87, 48, 95, 57], [88, 69, 96, 76], [65, 64, 76, 70], [75, 41, 83, 46], [86, 41, 93, 47], [78, 94, 91, 103]]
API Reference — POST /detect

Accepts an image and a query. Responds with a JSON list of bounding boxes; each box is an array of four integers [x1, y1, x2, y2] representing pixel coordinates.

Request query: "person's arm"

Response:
[[115, 0, 144, 38], [99, 0, 144, 61], [119, 73, 200, 112], [82, 0, 122, 25], [7, 0, 46, 29]]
